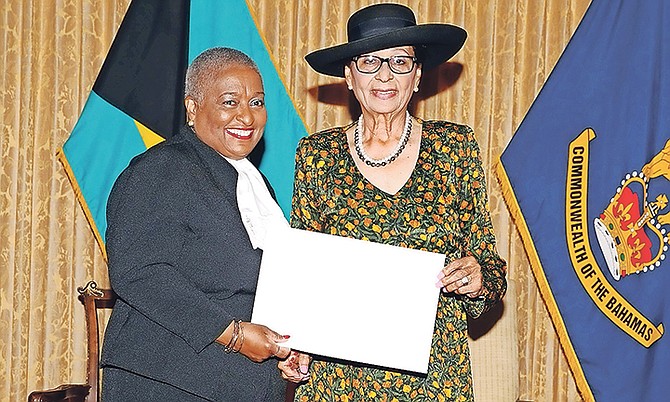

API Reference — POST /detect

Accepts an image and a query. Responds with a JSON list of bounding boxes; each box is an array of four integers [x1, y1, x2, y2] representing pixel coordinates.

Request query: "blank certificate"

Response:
[[251, 226, 445, 374]]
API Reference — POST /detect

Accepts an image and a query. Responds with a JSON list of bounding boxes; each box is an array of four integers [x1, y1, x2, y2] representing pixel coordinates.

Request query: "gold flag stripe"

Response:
[[135, 119, 166, 149]]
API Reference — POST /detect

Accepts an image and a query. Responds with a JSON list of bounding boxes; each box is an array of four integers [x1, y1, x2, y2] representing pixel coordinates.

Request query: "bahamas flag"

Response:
[[59, 0, 307, 252], [497, 0, 670, 400]]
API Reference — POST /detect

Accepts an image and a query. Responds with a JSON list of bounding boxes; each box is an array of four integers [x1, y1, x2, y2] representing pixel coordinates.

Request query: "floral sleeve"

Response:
[[457, 126, 507, 318], [290, 135, 323, 232]]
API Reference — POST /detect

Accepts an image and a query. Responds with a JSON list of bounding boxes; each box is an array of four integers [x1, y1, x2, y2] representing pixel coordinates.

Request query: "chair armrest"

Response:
[[28, 384, 90, 402]]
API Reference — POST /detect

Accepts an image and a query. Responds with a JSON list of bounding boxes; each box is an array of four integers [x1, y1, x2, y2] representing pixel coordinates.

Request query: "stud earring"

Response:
[[188, 120, 194, 126]]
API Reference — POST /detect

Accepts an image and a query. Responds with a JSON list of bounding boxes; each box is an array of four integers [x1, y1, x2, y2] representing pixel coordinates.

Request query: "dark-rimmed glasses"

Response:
[[352, 55, 418, 74]]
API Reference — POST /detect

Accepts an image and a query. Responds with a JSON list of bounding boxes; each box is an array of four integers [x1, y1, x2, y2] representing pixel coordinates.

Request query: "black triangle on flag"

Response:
[[93, 0, 190, 140]]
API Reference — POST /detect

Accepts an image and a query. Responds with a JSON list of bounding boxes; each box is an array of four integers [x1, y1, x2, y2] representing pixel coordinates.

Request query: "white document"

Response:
[[251, 226, 445, 374]]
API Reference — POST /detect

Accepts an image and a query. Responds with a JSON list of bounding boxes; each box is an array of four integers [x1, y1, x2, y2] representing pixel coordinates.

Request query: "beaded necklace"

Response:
[[354, 111, 412, 168]]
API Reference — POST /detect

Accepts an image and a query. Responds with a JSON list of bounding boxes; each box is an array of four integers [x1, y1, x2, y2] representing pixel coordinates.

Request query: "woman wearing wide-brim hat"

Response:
[[291, 3, 507, 401]]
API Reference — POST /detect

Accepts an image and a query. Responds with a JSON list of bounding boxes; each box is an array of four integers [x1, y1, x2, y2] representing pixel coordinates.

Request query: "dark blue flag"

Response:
[[497, 0, 670, 400]]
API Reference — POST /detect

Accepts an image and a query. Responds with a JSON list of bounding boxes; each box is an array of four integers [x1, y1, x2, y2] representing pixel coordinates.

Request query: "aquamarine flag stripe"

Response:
[[189, 0, 308, 216], [63, 92, 147, 239]]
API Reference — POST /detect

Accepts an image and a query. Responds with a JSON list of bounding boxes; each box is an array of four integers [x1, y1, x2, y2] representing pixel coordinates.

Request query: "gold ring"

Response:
[[461, 276, 470, 286]]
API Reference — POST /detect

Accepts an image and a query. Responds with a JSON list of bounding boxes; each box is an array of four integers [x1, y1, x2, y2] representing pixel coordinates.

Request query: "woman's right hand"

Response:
[[278, 350, 312, 383]]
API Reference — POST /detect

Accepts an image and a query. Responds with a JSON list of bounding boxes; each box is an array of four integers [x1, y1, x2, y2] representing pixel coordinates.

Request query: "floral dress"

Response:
[[291, 119, 507, 402]]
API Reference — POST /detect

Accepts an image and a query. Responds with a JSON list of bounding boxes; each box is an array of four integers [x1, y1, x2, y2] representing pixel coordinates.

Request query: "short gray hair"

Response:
[[184, 47, 261, 102]]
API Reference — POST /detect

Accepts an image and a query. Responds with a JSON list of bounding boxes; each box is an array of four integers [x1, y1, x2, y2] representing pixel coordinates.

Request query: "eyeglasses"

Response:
[[352, 55, 418, 74]]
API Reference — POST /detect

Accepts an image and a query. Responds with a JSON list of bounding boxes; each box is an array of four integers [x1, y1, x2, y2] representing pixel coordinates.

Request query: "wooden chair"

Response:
[[28, 281, 300, 401], [28, 281, 117, 402]]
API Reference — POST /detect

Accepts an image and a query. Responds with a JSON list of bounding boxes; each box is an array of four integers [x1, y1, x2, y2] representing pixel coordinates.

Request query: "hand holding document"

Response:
[[251, 226, 445, 374]]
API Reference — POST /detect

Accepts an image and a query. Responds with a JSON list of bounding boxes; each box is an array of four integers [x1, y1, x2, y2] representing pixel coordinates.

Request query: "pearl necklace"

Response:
[[354, 111, 412, 168]]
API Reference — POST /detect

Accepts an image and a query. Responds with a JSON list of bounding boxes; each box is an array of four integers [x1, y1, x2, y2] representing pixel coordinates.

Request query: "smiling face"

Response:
[[344, 46, 421, 117], [185, 63, 266, 160]]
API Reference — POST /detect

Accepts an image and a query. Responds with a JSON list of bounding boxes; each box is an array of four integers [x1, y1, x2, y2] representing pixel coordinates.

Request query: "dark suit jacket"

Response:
[[101, 125, 285, 401]]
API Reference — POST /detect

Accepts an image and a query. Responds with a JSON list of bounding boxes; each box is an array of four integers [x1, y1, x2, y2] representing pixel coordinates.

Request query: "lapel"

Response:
[[173, 125, 279, 207], [175, 125, 239, 209]]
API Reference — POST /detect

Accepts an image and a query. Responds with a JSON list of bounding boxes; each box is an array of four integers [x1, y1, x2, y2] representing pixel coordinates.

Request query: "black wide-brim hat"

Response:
[[305, 3, 467, 78]]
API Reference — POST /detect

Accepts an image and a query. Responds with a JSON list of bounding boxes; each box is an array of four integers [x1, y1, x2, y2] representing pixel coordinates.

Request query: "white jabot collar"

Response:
[[222, 156, 289, 250]]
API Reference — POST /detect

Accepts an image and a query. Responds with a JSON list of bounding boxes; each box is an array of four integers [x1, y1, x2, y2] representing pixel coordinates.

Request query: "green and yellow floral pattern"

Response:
[[291, 120, 507, 401]]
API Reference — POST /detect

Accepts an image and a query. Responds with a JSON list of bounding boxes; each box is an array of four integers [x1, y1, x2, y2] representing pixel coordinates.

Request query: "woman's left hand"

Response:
[[436, 256, 484, 298], [277, 350, 312, 383], [234, 322, 291, 362]]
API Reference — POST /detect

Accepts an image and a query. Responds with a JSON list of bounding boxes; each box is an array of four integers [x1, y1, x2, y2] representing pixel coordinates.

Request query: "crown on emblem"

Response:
[[594, 172, 669, 280]]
